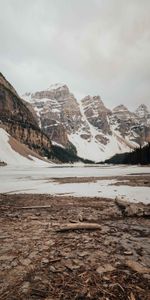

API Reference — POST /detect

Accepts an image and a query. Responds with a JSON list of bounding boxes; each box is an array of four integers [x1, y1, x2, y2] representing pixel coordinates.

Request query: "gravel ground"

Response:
[[0, 193, 150, 300]]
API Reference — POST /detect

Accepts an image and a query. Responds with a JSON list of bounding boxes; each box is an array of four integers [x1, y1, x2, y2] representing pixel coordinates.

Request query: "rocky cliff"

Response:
[[0, 73, 52, 156]]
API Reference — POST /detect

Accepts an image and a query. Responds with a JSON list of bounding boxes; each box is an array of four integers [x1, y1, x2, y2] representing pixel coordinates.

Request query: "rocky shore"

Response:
[[0, 194, 150, 299]]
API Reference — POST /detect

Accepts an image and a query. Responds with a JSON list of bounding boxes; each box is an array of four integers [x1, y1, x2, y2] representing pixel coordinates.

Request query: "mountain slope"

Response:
[[1, 73, 95, 164], [23, 84, 150, 162], [0, 73, 52, 157], [0, 128, 50, 166]]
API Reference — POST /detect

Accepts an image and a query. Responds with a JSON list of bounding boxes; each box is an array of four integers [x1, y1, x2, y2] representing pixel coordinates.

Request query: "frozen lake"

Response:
[[0, 165, 150, 203]]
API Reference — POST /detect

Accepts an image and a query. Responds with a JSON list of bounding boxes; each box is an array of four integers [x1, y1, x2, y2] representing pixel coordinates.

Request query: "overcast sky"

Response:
[[0, 0, 150, 110]]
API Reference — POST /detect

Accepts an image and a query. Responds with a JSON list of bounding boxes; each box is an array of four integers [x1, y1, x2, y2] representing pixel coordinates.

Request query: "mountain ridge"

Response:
[[0, 73, 95, 164], [23, 83, 150, 162]]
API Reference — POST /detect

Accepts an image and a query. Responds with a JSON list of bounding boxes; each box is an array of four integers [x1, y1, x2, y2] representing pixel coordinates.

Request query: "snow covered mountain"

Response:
[[23, 84, 150, 162], [1, 73, 87, 164]]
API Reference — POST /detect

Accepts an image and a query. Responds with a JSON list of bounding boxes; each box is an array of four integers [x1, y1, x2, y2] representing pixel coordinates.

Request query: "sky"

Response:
[[0, 0, 150, 111]]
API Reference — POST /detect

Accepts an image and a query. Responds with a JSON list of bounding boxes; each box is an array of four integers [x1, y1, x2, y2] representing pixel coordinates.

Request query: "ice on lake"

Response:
[[0, 164, 150, 204]]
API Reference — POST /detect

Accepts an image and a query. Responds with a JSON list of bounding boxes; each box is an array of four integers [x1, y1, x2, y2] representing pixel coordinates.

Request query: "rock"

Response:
[[35, 212, 41, 216], [96, 264, 115, 274], [78, 214, 84, 222], [49, 266, 57, 273], [124, 251, 133, 256], [0, 255, 16, 262], [78, 251, 89, 258], [125, 260, 150, 274], [21, 281, 30, 293], [45, 240, 55, 246], [115, 198, 150, 217], [129, 292, 136, 300], [11, 259, 18, 267], [65, 260, 80, 271], [41, 258, 49, 265], [29, 251, 38, 259], [125, 205, 144, 217], [20, 258, 31, 266], [143, 274, 150, 280]]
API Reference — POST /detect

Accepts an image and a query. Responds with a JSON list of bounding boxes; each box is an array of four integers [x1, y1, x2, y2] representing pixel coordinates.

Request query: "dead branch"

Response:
[[56, 223, 101, 232]]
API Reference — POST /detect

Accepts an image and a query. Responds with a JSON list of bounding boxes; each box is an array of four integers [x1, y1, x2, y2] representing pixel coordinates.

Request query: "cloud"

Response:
[[0, 0, 150, 110]]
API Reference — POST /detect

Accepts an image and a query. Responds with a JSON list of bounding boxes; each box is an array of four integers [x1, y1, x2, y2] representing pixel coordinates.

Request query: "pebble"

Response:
[[20, 258, 31, 266], [21, 281, 30, 293], [41, 258, 49, 265], [96, 264, 115, 274]]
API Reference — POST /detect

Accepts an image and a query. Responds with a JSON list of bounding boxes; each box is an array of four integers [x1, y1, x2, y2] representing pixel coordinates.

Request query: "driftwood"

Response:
[[15, 205, 52, 209], [56, 223, 101, 232]]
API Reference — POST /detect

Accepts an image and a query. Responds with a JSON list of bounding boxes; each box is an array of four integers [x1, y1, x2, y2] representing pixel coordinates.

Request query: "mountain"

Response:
[[23, 84, 150, 162], [0, 73, 89, 164], [0, 72, 52, 158], [23, 84, 84, 150]]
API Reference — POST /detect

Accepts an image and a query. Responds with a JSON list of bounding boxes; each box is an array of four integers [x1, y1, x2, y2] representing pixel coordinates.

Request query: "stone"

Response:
[[20, 258, 31, 266], [21, 281, 30, 293], [78, 251, 89, 258], [124, 251, 133, 256], [65, 260, 80, 271], [126, 260, 150, 274], [41, 258, 49, 265], [96, 264, 115, 274], [49, 266, 57, 273]]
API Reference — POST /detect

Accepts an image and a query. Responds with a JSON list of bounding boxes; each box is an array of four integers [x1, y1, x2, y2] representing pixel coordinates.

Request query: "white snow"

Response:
[[52, 141, 65, 148], [69, 132, 130, 162], [22, 93, 32, 102], [0, 165, 150, 203], [68, 100, 131, 162], [0, 128, 51, 166]]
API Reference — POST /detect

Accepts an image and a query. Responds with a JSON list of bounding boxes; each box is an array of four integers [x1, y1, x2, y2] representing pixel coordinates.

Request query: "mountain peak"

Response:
[[137, 104, 148, 109], [113, 104, 129, 112], [136, 104, 149, 112], [47, 83, 69, 91], [136, 104, 149, 118]]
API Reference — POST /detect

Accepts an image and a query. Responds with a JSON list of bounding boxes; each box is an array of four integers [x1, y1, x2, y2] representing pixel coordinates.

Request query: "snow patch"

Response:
[[0, 128, 51, 166]]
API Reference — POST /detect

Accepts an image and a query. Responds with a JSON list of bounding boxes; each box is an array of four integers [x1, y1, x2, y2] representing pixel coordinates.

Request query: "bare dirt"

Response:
[[0, 194, 150, 300], [52, 175, 150, 187]]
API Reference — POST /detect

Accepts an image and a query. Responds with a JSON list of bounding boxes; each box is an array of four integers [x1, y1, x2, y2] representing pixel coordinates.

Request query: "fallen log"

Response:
[[56, 223, 101, 232]]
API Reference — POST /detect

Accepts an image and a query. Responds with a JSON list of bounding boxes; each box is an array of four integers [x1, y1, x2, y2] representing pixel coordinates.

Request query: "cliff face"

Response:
[[0, 73, 38, 127], [23, 84, 86, 148], [0, 73, 52, 156], [81, 95, 111, 134]]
